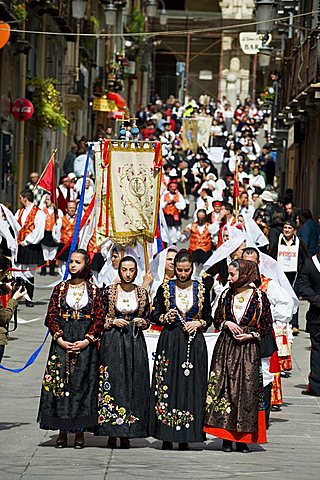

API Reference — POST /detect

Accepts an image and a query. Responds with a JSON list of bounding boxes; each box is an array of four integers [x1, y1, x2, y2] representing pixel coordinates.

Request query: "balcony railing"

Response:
[[281, 33, 320, 107]]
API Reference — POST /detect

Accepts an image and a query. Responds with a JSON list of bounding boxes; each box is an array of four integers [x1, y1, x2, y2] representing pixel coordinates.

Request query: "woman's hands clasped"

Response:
[[224, 321, 254, 342], [57, 337, 90, 352]]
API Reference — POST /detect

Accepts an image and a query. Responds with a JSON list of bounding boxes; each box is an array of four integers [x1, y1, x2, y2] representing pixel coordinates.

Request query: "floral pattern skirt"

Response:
[[149, 326, 208, 443], [204, 327, 267, 444], [95, 326, 150, 438]]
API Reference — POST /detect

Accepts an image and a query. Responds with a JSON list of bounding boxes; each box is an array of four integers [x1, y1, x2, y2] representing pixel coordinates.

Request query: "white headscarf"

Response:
[[0, 204, 20, 259], [259, 252, 299, 314], [203, 226, 246, 271], [241, 213, 269, 248], [98, 243, 144, 286], [149, 246, 179, 299]]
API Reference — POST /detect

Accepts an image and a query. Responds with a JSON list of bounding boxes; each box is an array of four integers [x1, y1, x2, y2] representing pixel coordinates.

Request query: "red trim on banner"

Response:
[[154, 141, 162, 170]]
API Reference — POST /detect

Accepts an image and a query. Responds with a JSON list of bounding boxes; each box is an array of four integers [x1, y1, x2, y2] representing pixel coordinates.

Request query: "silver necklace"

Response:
[[177, 312, 197, 377]]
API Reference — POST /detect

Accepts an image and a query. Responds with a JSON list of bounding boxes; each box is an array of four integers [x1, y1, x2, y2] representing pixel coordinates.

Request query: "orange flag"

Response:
[[37, 150, 57, 205]]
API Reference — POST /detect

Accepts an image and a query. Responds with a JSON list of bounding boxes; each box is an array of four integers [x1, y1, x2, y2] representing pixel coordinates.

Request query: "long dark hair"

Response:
[[69, 248, 92, 280]]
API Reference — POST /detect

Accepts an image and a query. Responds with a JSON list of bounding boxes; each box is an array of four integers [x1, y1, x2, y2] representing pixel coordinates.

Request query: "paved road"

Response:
[[1, 272, 320, 480]]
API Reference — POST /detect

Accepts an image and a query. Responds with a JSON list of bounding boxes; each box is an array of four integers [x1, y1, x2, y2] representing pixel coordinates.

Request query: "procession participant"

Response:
[[177, 159, 194, 219], [37, 249, 105, 448], [202, 226, 246, 301], [98, 244, 144, 287], [238, 192, 255, 218], [97, 256, 150, 448], [210, 200, 223, 224], [297, 253, 320, 396], [269, 220, 307, 335], [53, 201, 77, 276], [57, 176, 77, 214], [149, 250, 213, 451], [26, 171, 45, 206], [0, 255, 26, 363], [211, 204, 237, 249], [0, 203, 20, 259], [160, 180, 186, 245], [40, 194, 63, 276], [242, 247, 294, 424], [145, 246, 178, 300], [14, 189, 46, 307], [182, 209, 215, 277], [204, 260, 273, 452]]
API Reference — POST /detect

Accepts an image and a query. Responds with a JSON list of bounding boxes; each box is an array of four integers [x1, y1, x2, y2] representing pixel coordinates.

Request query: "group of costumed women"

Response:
[[38, 247, 273, 452]]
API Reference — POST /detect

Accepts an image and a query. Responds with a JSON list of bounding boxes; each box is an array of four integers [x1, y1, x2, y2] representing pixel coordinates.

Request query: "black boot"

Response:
[[25, 277, 34, 307], [49, 260, 57, 276], [222, 440, 233, 452], [40, 265, 47, 276]]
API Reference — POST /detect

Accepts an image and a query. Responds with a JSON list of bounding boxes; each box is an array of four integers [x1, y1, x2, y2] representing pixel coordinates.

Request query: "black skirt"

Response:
[[42, 230, 58, 248], [191, 249, 212, 265], [96, 322, 150, 438], [17, 244, 44, 265], [149, 324, 208, 443], [164, 214, 181, 227], [37, 316, 99, 432]]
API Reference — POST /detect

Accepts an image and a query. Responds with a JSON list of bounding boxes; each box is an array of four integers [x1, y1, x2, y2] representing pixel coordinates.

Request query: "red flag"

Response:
[[37, 151, 57, 205], [233, 158, 239, 208]]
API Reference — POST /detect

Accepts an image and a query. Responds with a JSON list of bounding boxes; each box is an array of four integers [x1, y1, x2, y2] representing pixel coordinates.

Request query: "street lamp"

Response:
[[72, 0, 86, 82], [146, 0, 167, 24], [104, 2, 117, 27], [255, 0, 276, 34], [146, 0, 157, 18]]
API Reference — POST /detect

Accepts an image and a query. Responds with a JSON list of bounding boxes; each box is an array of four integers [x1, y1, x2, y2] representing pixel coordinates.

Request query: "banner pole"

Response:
[[143, 238, 149, 272]]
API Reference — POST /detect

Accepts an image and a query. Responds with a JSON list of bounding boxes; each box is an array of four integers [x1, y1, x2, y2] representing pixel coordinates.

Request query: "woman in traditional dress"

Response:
[[37, 249, 105, 449], [204, 259, 273, 452], [96, 255, 150, 449], [149, 250, 213, 451]]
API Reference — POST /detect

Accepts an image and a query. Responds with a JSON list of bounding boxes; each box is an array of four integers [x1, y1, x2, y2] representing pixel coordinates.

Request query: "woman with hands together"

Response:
[[37, 249, 105, 449], [96, 256, 150, 449], [204, 259, 273, 453]]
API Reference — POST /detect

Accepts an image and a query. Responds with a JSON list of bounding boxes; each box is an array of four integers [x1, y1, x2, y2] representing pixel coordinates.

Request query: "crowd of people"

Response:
[[0, 94, 320, 453]]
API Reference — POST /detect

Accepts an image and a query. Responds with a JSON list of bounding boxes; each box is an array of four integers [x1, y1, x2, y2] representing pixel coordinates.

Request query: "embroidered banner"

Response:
[[95, 142, 162, 247]]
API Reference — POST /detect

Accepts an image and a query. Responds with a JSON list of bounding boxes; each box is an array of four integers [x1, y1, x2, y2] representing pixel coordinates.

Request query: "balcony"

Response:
[[0, 0, 17, 21], [281, 32, 320, 112], [27, 0, 76, 34]]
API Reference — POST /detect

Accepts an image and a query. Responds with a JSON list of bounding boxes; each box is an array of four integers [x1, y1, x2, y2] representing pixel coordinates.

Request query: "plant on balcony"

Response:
[[13, 1, 28, 22], [259, 86, 275, 109], [27, 77, 69, 134]]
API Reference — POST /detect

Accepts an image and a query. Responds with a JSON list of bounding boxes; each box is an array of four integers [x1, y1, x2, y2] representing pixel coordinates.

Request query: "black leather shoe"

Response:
[[55, 434, 67, 449], [236, 442, 249, 453], [74, 433, 84, 449], [301, 390, 320, 397], [178, 442, 190, 451], [25, 300, 34, 308], [222, 440, 233, 452], [120, 438, 131, 449], [162, 441, 173, 450], [106, 436, 117, 449]]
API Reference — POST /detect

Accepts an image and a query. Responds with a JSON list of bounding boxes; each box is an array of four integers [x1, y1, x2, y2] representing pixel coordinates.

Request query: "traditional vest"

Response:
[[163, 192, 180, 217], [216, 216, 236, 248], [88, 230, 101, 254], [61, 215, 75, 244], [43, 207, 55, 232], [57, 186, 71, 213], [17, 205, 38, 243], [189, 222, 212, 253], [259, 274, 271, 293]]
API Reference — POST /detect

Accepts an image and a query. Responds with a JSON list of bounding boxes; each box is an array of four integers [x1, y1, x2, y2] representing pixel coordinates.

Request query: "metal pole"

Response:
[[185, 32, 191, 100], [17, 27, 27, 204], [252, 54, 257, 103], [75, 21, 80, 82]]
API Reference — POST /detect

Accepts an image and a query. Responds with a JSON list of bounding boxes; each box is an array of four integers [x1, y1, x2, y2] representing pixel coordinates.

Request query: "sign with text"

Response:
[[239, 32, 272, 55]]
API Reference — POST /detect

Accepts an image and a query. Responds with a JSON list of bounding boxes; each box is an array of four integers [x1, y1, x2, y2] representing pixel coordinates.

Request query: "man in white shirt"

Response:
[[14, 189, 46, 306], [249, 165, 266, 191], [160, 181, 186, 245]]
